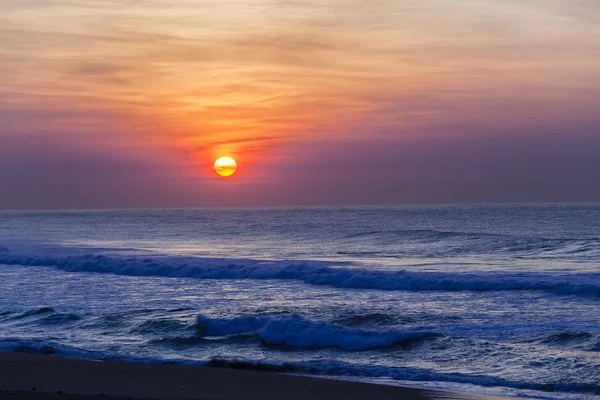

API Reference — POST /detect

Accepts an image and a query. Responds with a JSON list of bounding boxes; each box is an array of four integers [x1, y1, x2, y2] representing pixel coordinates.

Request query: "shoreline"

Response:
[[0, 352, 514, 400]]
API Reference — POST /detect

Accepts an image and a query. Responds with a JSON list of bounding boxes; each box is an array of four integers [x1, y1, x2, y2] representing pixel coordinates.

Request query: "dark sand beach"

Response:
[[0, 352, 513, 400]]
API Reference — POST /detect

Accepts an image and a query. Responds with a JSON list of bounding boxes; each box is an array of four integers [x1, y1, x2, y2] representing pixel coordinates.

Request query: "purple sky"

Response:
[[1, 0, 599, 208]]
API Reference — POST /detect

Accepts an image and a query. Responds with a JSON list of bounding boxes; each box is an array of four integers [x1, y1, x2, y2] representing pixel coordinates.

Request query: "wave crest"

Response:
[[195, 314, 441, 351], [2, 252, 599, 296]]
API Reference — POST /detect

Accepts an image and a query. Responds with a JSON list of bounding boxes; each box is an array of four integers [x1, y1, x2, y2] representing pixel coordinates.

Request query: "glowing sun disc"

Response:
[[214, 156, 237, 177]]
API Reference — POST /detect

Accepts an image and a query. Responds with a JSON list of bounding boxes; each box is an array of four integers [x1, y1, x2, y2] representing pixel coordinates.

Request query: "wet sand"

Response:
[[0, 352, 514, 400]]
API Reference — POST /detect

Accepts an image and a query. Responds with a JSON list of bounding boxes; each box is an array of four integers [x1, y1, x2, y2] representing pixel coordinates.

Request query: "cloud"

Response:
[[66, 62, 133, 84], [0, 0, 599, 207]]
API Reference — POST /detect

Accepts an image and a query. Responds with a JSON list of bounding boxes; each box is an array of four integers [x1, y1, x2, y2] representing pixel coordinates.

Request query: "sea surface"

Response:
[[0, 205, 599, 399]]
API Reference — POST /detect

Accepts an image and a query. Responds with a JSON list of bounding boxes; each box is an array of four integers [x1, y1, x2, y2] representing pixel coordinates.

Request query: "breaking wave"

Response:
[[194, 314, 441, 351], [1, 251, 599, 297]]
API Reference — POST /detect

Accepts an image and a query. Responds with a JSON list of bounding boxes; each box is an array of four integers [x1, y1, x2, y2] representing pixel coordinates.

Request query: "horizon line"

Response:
[[1, 200, 599, 213]]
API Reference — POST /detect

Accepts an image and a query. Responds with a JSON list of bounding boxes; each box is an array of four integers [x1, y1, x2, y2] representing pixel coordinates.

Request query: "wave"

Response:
[[38, 312, 82, 325], [0, 307, 81, 325], [194, 314, 441, 351], [0, 338, 100, 359], [331, 313, 400, 327], [1, 335, 597, 397], [539, 331, 595, 344], [152, 336, 210, 346], [528, 332, 600, 352], [339, 229, 600, 258], [0, 307, 440, 351], [343, 228, 489, 241], [0, 307, 197, 333], [131, 319, 190, 335], [0, 319, 597, 397], [2, 251, 599, 297], [20, 307, 55, 317]]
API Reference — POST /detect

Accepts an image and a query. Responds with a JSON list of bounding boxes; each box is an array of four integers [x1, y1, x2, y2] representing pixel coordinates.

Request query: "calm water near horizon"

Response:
[[0, 204, 599, 399]]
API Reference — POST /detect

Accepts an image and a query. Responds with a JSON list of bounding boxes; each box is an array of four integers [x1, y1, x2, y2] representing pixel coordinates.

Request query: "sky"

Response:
[[1, 0, 599, 208]]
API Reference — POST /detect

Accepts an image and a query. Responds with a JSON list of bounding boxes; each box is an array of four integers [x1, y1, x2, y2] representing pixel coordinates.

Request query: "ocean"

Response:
[[0, 205, 599, 399]]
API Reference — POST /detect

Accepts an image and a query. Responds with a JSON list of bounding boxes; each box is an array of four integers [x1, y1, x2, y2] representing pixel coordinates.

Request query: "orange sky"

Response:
[[1, 0, 599, 207]]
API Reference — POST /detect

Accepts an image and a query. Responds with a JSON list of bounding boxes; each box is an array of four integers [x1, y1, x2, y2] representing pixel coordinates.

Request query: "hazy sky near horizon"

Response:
[[1, 0, 600, 208]]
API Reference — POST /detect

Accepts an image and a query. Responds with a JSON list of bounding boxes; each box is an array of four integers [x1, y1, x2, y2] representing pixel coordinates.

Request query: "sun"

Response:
[[214, 156, 237, 177]]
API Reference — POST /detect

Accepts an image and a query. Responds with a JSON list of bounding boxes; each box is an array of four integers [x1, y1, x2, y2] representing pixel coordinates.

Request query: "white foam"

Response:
[[1, 251, 599, 296]]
